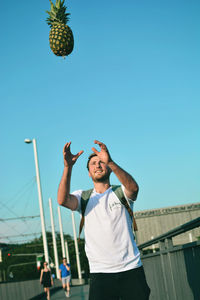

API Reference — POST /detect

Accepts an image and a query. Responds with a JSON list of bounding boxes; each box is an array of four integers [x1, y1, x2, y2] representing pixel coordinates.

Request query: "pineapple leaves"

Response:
[[46, 0, 70, 27], [49, 0, 54, 11]]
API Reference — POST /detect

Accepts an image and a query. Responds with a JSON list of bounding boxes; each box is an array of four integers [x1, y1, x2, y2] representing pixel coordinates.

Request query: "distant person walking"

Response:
[[40, 262, 53, 300], [59, 257, 71, 298]]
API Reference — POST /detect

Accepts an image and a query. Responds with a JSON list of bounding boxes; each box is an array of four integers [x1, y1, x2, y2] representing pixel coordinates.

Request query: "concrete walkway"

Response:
[[50, 285, 89, 300]]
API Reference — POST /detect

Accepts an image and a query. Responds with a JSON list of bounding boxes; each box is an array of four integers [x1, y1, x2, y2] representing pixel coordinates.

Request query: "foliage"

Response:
[[0, 232, 89, 282]]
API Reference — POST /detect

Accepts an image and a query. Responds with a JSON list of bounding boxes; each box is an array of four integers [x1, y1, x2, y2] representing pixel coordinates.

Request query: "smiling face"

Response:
[[88, 156, 111, 183]]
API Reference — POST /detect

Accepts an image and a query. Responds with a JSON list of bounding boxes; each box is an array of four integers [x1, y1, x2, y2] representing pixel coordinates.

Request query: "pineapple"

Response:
[[46, 0, 74, 57]]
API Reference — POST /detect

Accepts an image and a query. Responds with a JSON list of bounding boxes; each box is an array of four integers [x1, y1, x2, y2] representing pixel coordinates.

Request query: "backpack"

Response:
[[78, 185, 138, 239]]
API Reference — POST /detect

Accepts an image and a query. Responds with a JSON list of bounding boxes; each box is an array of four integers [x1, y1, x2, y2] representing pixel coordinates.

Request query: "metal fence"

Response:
[[139, 217, 200, 300]]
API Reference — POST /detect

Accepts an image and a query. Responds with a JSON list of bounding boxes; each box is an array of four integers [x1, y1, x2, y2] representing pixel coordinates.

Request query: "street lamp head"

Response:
[[24, 139, 32, 144]]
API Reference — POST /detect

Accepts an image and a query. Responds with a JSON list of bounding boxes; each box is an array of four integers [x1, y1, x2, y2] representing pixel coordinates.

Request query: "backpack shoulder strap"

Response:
[[111, 185, 138, 231], [81, 189, 93, 216], [111, 185, 124, 201], [78, 189, 93, 240]]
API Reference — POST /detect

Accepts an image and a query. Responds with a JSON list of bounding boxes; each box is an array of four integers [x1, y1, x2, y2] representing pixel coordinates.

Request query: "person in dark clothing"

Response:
[[40, 262, 53, 300]]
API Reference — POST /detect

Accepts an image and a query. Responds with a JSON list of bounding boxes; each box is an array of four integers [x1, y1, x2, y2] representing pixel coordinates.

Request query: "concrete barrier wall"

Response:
[[0, 278, 62, 300]]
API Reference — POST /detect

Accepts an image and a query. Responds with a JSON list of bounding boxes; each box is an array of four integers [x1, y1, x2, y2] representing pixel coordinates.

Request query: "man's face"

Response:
[[63, 259, 66, 264], [88, 156, 111, 182]]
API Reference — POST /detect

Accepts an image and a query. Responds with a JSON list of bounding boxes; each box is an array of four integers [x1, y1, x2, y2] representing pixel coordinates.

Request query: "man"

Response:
[[58, 140, 150, 300], [59, 258, 71, 298]]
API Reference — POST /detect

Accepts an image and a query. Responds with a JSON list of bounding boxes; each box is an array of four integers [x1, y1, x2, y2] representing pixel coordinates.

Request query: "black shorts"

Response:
[[89, 266, 150, 300]]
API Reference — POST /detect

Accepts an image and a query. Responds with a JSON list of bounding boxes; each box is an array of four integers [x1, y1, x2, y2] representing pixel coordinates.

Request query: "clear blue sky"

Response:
[[1, 0, 200, 244]]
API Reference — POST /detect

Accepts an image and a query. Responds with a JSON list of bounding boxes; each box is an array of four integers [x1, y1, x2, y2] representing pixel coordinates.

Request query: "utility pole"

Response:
[[49, 198, 59, 278], [58, 206, 66, 258], [71, 211, 82, 280], [65, 240, 70, 264]]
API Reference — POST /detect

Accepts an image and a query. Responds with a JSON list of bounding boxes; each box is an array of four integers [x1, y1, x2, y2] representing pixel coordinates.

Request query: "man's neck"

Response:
[[93, 181, 111, 194]]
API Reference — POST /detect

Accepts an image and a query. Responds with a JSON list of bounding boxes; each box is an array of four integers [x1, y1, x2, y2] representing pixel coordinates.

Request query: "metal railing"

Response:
[[138, 217, 200, 300]]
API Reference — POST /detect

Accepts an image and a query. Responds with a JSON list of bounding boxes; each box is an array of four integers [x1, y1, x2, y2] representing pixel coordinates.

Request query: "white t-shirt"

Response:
[[72, 186, 142, 273]]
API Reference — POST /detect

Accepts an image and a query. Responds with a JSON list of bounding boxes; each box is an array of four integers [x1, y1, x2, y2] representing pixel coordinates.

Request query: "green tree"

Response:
[[0, 233, 89, 282]]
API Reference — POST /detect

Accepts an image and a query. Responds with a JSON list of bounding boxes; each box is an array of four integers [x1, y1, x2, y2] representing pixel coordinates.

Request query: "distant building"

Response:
[[134, 202, 200, 246]]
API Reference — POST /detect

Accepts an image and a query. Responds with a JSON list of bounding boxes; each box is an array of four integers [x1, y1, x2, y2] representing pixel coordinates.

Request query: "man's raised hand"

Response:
[[91, 140, 112, 165], [63, 142, 83, 167]]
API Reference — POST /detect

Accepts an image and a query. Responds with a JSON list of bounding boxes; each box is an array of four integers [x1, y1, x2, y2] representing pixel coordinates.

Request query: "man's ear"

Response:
[[88, 171, 91, 178]]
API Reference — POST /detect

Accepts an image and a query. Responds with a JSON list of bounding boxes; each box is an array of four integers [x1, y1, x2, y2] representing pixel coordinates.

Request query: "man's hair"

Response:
[[87, 153, 97, 170], [63, 257, 66, 260]]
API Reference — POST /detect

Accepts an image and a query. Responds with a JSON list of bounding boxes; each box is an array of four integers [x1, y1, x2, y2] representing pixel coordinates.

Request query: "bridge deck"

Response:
[[49, 285, 89, 300]]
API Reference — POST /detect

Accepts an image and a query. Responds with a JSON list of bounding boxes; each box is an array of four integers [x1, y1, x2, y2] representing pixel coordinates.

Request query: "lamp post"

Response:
[[24, 138, 49, 264]]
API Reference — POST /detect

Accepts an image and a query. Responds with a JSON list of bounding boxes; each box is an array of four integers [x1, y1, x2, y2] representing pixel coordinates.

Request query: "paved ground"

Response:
[[50, 285, 89, 300]]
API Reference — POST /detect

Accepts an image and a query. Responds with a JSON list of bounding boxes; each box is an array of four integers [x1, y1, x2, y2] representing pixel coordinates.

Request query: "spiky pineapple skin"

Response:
[[49, 23, 74, 57]]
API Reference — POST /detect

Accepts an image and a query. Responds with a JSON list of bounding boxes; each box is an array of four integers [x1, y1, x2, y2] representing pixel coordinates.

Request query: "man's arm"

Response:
[[108, 161, 139, 200], [66, 264, 70, 271], [40, 269, 43, 283], [92, 140, 139, 200], [57, 166, 78, 210], [59, 269, 62, 281], [57, 142, 83, 210]]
